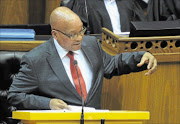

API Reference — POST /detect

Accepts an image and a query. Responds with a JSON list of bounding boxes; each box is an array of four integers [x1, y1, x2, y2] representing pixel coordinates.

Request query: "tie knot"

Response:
[[67, 51, 74, 60]]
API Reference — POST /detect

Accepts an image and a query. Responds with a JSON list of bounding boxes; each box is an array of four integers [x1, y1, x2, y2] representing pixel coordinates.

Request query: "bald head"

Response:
[[50, 7, 84, 51], [50, 7, 82, 30]]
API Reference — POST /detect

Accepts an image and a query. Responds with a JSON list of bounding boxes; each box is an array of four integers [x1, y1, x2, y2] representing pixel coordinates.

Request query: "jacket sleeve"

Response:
[[99, 43, 147, 79], [7, 55, 51, 110]]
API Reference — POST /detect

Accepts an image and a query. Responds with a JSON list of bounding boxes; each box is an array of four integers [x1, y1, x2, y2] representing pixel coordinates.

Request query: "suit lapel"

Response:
[[116, 0, 125, 30], [46, 38, 81, 100], [97, 0, 113, 31], [81, 39, 101, 103]]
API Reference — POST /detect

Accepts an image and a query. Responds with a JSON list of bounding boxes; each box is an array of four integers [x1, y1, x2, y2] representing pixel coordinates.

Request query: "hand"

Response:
[[137, 52, 157, 75], [49, 98, 71, 110]]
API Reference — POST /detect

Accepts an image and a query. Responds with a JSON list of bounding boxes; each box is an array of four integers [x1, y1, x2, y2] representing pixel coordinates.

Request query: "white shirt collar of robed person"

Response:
[[53, 38, 93, 93], [143, 0, 149, 3]]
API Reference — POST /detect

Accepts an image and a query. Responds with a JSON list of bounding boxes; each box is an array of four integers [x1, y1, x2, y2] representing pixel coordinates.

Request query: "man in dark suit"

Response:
[[8, 7, 157, 110]]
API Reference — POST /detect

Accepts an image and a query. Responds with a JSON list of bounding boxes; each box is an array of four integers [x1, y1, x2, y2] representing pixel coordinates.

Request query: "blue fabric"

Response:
[[0, 29, 35, 39]]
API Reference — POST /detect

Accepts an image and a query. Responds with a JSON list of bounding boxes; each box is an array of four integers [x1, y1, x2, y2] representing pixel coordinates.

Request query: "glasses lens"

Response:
[[70, 27, 86, 40], [70, 35, 77, 40], [82, 27, 86, 33]]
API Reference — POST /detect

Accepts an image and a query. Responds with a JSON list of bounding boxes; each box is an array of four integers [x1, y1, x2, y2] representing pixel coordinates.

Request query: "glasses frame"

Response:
[[52, 26, 86, 40]]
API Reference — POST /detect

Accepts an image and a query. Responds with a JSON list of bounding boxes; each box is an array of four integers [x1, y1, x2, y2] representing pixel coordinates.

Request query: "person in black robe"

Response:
[[60, 0, 145, 34], [145, 0, 180, 21]]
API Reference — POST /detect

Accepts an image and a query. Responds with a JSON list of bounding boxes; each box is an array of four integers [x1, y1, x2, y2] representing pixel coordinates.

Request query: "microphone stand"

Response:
[[74, 60, 105, 124], [73, 60, 84, 124]]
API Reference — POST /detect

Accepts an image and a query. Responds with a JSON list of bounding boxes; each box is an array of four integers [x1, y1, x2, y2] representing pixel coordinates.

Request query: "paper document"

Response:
[[63, 105, 95, 112], [16, 105, 109, 112], [62, 105, 109, 112]]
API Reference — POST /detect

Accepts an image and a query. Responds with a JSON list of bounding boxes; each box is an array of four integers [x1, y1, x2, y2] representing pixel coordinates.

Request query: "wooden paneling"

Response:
[[101, 28, 180, 124], [45, 0, 62, 24], [0, 0, 62, 25], [102, 63, 180, 124], [0, 0, 29, 24], [28, 0, 45, 24]]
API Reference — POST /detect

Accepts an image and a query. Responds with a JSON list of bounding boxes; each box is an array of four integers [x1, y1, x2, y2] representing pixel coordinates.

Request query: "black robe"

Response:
[[61, 0, 145, 34], [146, 0, 180, 21]]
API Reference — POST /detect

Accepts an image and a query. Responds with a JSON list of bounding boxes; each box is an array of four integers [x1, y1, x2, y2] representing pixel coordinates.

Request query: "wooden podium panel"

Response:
[[12, 110, 149, 124], [101, 28, 180, 124]]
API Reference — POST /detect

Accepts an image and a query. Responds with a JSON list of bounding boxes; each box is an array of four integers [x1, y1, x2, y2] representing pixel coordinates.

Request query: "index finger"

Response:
[[145, 59, 157, 75]]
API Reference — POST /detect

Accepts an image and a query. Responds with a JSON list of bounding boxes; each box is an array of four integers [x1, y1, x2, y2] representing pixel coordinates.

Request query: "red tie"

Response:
[[67, 51, 87, 101]]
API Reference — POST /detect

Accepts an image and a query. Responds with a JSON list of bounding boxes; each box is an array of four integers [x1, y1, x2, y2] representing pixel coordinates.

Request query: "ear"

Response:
[[51, 30, 58, 40]]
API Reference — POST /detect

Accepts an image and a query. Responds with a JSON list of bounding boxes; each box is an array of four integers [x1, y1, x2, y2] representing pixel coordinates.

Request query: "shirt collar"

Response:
[[53, 38, 80, 59]]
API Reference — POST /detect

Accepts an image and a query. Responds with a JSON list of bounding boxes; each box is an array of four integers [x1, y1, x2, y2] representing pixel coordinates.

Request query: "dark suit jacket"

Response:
[[8, 36, 146, 110]]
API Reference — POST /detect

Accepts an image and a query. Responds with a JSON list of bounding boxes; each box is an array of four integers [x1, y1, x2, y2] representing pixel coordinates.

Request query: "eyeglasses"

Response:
[[52, 27, 86, 40]]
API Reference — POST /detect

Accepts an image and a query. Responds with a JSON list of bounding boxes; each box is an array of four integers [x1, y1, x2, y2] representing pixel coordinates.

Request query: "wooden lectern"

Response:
[[12, 110, 149, 124], [101, 28, 180, 124]]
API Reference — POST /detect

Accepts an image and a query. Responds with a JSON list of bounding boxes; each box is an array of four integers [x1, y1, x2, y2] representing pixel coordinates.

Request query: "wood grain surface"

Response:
[[0, 0, 29, 24], [101, 28, 180, 124]]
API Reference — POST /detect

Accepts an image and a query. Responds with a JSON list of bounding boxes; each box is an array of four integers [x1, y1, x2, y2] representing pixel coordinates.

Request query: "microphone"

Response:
[[73, 60, 84, 124]]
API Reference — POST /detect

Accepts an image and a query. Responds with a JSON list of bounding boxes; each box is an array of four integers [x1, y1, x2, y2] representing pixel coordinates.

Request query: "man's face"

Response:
[[52, 21, 85, 51]]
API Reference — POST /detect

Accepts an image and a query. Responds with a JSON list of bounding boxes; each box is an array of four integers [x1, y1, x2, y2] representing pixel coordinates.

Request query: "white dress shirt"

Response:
[[142, 0, 149, 3], [104, 0, 121, 34], [54, 38, 93, 93]]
